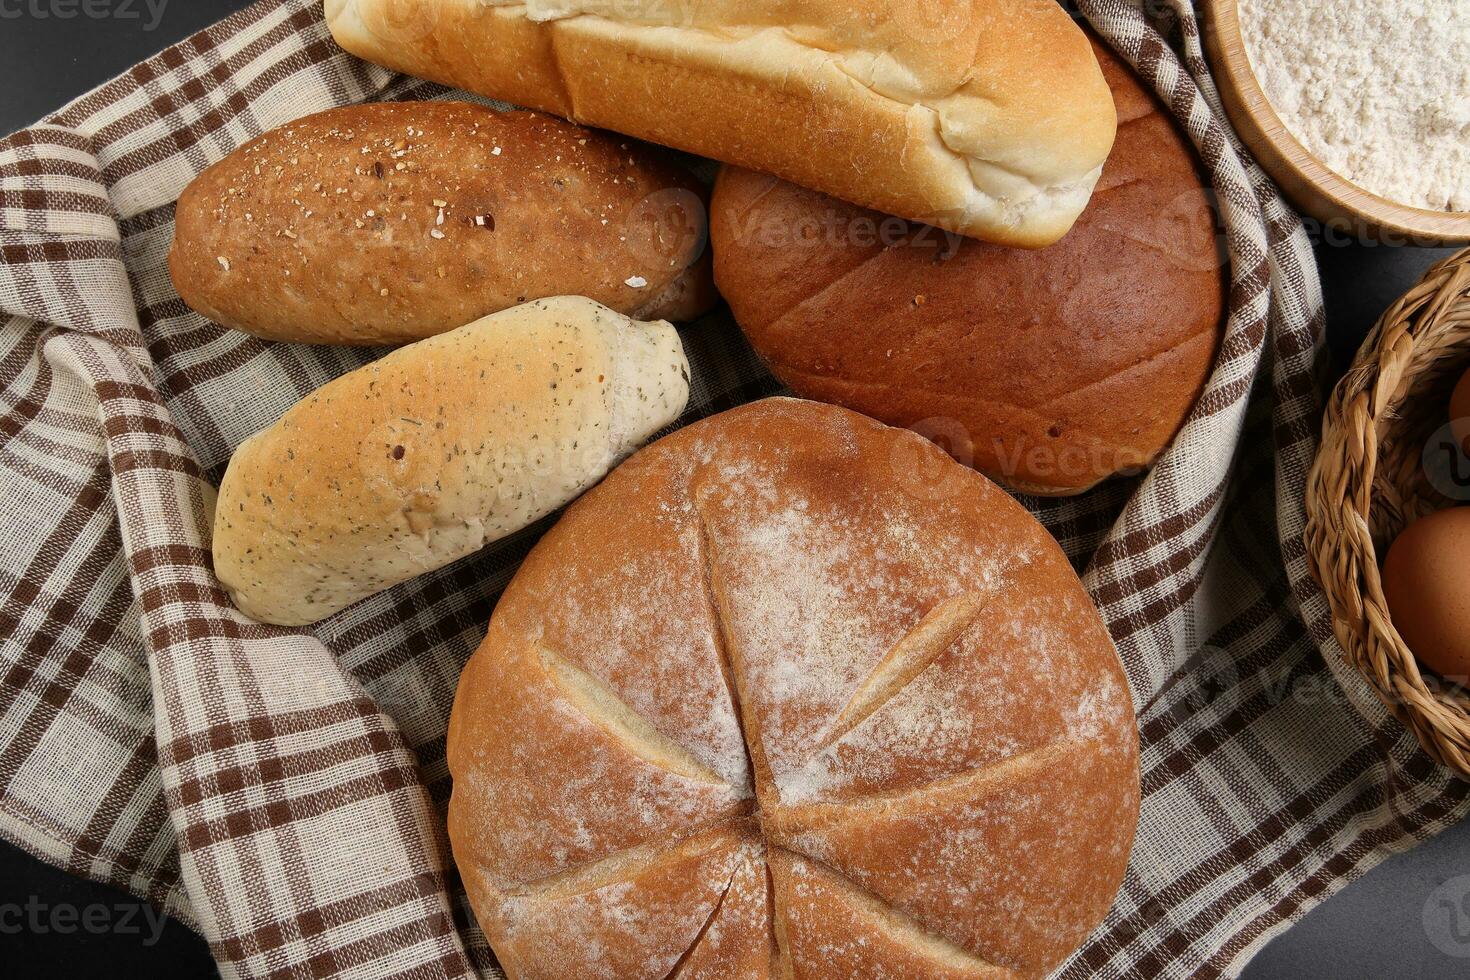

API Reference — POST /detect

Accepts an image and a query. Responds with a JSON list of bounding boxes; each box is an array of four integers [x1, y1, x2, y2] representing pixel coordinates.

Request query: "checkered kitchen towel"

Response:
[[2, 0, 1466, 976]]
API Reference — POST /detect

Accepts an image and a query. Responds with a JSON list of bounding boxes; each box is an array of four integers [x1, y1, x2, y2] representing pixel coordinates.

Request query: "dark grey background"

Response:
[[1, 2, 1467, 977]]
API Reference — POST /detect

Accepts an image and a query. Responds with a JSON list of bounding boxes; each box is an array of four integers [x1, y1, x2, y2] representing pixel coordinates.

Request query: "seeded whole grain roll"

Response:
[[447, 397, 1140, 979], [709, 41, 1225, 496], [170, 102, 715, 345], [213, 296, 690, 626]]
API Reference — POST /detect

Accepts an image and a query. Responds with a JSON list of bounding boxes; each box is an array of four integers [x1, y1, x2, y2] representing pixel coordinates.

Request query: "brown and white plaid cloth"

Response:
[[1, 0, 1466, 976]]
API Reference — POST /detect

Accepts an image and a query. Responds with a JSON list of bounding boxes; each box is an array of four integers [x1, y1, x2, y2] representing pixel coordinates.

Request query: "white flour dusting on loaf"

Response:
[[447, 399, 1141, 977], [1239, 0, 1470, 211]]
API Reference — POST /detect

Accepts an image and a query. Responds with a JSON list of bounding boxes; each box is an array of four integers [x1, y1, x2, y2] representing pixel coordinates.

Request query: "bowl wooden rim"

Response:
[[1201, 0, 1470, 246]]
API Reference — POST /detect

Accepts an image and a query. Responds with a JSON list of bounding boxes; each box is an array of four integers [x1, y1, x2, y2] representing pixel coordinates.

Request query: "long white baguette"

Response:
[[213, 296, 690, 626], [323, 0, 1117, 247]]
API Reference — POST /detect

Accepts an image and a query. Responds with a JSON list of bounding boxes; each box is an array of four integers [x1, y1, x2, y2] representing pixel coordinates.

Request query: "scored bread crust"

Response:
[[708, 40, 1225, 496], [447, 398, 1140, 979], [323, 0, 1117, 247], [213, 296, 690, 626]]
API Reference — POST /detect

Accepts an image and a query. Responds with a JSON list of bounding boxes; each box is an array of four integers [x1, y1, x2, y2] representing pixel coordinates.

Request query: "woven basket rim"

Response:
[[1305, 247, 1470, 777]]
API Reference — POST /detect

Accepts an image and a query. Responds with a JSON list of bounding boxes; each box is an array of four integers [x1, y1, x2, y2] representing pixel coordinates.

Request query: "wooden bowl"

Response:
[[1201, 0, 1470, 246]]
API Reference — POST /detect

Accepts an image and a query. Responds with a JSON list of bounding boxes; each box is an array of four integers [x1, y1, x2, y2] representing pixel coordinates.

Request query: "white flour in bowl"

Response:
[[1238, 0, 1469, 212]]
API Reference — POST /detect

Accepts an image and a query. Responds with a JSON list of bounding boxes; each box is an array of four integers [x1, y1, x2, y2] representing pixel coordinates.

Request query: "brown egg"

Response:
[[1451, 367, 1470, 456], [1383, 507, 1470, 683]]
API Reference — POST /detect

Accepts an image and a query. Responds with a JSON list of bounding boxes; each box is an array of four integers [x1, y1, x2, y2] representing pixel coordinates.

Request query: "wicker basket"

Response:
[[1305, 248, 1470, 776]]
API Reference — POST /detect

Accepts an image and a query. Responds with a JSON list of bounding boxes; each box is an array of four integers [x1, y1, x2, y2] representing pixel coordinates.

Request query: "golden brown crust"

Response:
[[708, 42, 1225, 495], [447, 398, 1139, 979], [324, 0, 1116, 247], [212, 296, 689, 626], [672, 847, 775, 979], [477, 821, 762, 980], [769, 851, 1009, 980], [170, 102, 712, 344]]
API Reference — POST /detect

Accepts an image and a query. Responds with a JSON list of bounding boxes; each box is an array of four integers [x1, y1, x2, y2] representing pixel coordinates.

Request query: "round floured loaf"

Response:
[[709, 40, 1224, 496], [447, 398, 1139, 979], [213, 296, 689, 626]]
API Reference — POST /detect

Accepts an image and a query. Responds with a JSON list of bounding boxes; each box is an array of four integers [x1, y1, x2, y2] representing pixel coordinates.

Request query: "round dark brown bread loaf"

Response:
[[709, 42, 1224, 495], [447, 398, 1140, 979]]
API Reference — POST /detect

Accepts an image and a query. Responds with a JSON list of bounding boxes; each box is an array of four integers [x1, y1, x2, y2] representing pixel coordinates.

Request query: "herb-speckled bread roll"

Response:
[[170, 102, 715, 345], [213, 296, 690, 626], [447, 398, 1139, 979]]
